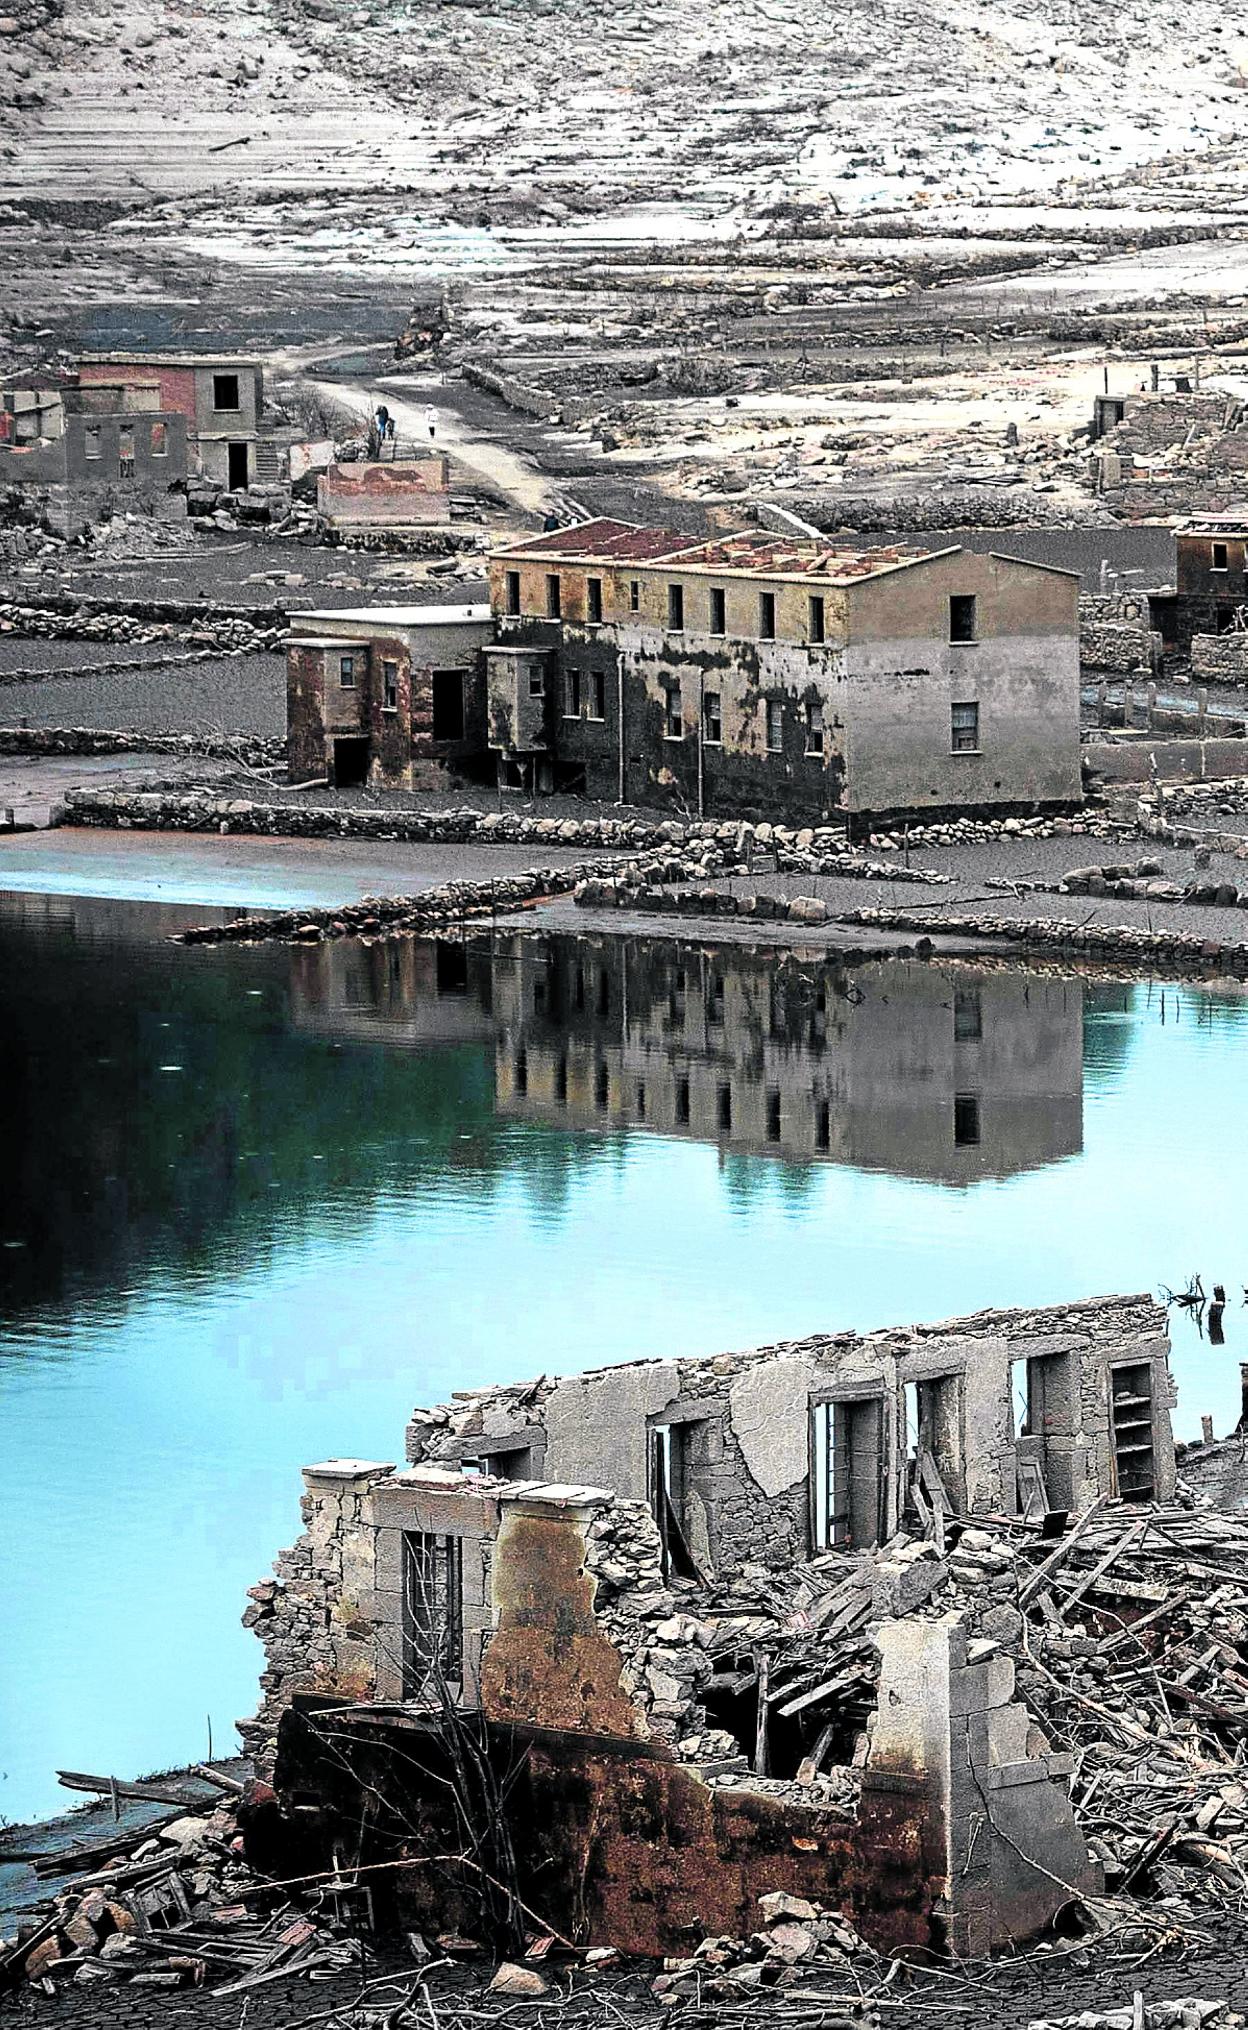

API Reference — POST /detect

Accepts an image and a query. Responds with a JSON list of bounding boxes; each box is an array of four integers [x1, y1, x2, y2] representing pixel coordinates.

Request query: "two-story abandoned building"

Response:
[[286, 603, 494, 787], [77, 354, 289, 490], [485, 520, 1082, 821]]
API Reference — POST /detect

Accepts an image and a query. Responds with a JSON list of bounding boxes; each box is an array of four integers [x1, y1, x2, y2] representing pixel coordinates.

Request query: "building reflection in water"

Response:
[[291, 931, 1084, 1187]]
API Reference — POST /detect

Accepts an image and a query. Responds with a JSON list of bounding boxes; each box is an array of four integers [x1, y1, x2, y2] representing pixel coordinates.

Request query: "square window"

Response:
[[667, 582, 684, 631], [665, 685, 683, 739], [546, 573, 562, 619], [382, 659, 399, 711], [759, 590, 776, 640], [709, 587, 726, 635], [766, 698, 783, 752], [808, 594, 825, 644], [703, 689, 722, 744], [950, 594, 977, 643], [505, 570, 521, 616], [212, 372, 240, 413], [951, 701, 980, 753], [339, 653, 355, 688], [805, 700, 824, 755]]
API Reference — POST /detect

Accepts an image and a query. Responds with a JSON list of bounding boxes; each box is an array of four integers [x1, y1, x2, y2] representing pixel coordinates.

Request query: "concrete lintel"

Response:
[[303, 1459, 395, 1485]]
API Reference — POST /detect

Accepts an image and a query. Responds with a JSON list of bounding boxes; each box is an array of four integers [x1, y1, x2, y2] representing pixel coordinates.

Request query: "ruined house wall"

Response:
[[285, 642, 330, 780], [1191, 633, 1248, 685], [318, 458, 450, 526], [406, 1296, 1175, 1576]]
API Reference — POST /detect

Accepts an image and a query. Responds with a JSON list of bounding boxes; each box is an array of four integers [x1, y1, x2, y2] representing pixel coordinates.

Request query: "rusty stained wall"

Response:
[[318, 458, 450, 525], [286, 644, 331, 781]]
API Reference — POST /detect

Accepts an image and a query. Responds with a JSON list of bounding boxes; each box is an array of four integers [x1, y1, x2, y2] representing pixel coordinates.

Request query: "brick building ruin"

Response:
[[243, 1295, 1175, 1957]]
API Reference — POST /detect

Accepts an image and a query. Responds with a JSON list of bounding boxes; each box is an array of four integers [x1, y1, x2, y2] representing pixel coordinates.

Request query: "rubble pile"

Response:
[[1061, 860, 1248, 910], [0, 1779, 362, 1997], [651, 1891, 878, 2001]]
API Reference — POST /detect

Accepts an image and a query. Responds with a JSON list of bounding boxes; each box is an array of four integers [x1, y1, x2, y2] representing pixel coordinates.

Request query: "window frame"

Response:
[[588, 668, 607, 722], [808, 593, 825, 645], [1212, 542, 1230, 573], [709, 587, 726, 636], [338, 653, 356, 689], [212, 372, 241, 414], [951, 700, 980, 754], [703, 688, 722, 746], [805, 699, 824, 757], [664, 683, 683, 740], [629, 579, 640, 614], [545, 573, 562, 620], [666, 582, 685, 633], [505, 569, 521, 616], [586, 575, 603, 625], [382, 659, 399, 713], [765, 697, 784, 753], [758, 590, 777, 641], [563, 666, 582, 720], [150, 420, 168, 458]]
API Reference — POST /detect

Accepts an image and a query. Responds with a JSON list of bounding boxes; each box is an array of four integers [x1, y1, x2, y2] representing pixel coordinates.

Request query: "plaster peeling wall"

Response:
[[543, 1361, 681, 1492], [728, 1354, 821, 1495]]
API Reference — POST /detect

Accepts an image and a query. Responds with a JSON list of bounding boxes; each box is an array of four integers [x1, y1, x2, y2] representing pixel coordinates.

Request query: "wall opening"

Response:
[[1012, 1350, 1075, 1516], [903, 1373, 963, 1533], [401, 1530, 464, 1701], [811, 1395, 885, 1551], [1110, 1360, 1158, 1501], [227, 440, 250, 489], [332, 737, 370, 789], [432, 669, 466, 742]]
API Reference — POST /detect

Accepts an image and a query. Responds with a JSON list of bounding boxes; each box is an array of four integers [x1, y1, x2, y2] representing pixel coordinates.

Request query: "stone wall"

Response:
[[1191, 633, 1248, 685], [405, 1295, 1174, 1576], [1079, 618, 1155, 675]]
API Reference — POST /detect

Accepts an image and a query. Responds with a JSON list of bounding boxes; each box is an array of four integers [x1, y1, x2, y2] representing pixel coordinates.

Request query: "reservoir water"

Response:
[[2, 882, 1246, 1825]]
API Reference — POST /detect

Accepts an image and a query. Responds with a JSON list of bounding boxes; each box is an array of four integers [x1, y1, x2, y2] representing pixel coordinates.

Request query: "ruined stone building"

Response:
[[244, 1295, 1174, 1956], [0, 374, 188, 534], [316, 453, 451, 532], [76, 354, 290, 489], [285, 603, 493, 788], [283, 519, 1082, 820]]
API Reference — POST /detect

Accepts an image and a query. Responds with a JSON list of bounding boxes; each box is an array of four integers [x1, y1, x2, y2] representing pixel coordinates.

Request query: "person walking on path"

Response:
[[424, 404, 437, 442]]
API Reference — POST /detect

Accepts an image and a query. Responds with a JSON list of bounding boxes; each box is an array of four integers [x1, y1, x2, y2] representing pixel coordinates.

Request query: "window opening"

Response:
[[949, 594, 977, 643], [811, 1397, 885, 1551], [401, 1530, 463, 1700]]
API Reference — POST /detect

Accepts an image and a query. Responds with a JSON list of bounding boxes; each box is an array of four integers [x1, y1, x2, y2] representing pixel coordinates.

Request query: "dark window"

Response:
[[667, 582, 685, 631], [595, 1061, 609, 1111], [401, 1530, 463, 1699], [709, 587, 726, 635], [436, 942, 468, 994], [708, 972, 724, 1025], [118, 425, 134, 478], [563, 666, 581, 718], [555, 1054, 568, 1105], [766, 698, 783, 751], [432, 669, 465, 741], [150, 421, 168, 456], [84, 426, 102, 460], [703, 689, 722, 744], [339, 653, 356, 688], [808, 594, 825, 644], [805, 701, 824, 755], [598, 966, 610, 1017], [515, 1048, 528, 1096], [717, 1081, 732, 1133], [766, 1089, 782, 1142], [382, 660, 399, 711], [529, 664, 545, 698], [587, 576, 603, 624], [635, 1080, 646, 1120], [950, 594, 978, 643], [954, 1093, 981, 1146], [675, 1075, 690, 1125], [505, 569, 521, 616], [815, 1097, 830, 1151], [212, 373, 240, 412], [954, 988, 982, 1041], [951, 701, 980, 753], [629, 579, 640, 613], [546, 573, 562, 619], [665, 685, 683, 738], [589, 669, 606, 721], [1213, 542, 1230, 572], [759, 590, 776, 640]]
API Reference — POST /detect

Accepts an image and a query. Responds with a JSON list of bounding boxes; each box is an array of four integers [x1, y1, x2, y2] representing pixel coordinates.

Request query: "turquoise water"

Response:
[[1, 887, 1245, 1826]]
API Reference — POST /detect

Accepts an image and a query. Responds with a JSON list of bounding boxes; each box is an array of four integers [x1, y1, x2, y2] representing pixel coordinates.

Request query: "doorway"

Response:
[[227, 441, 250, 489], [432, 669, 465, 742], [332, 737, 370, 789]]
